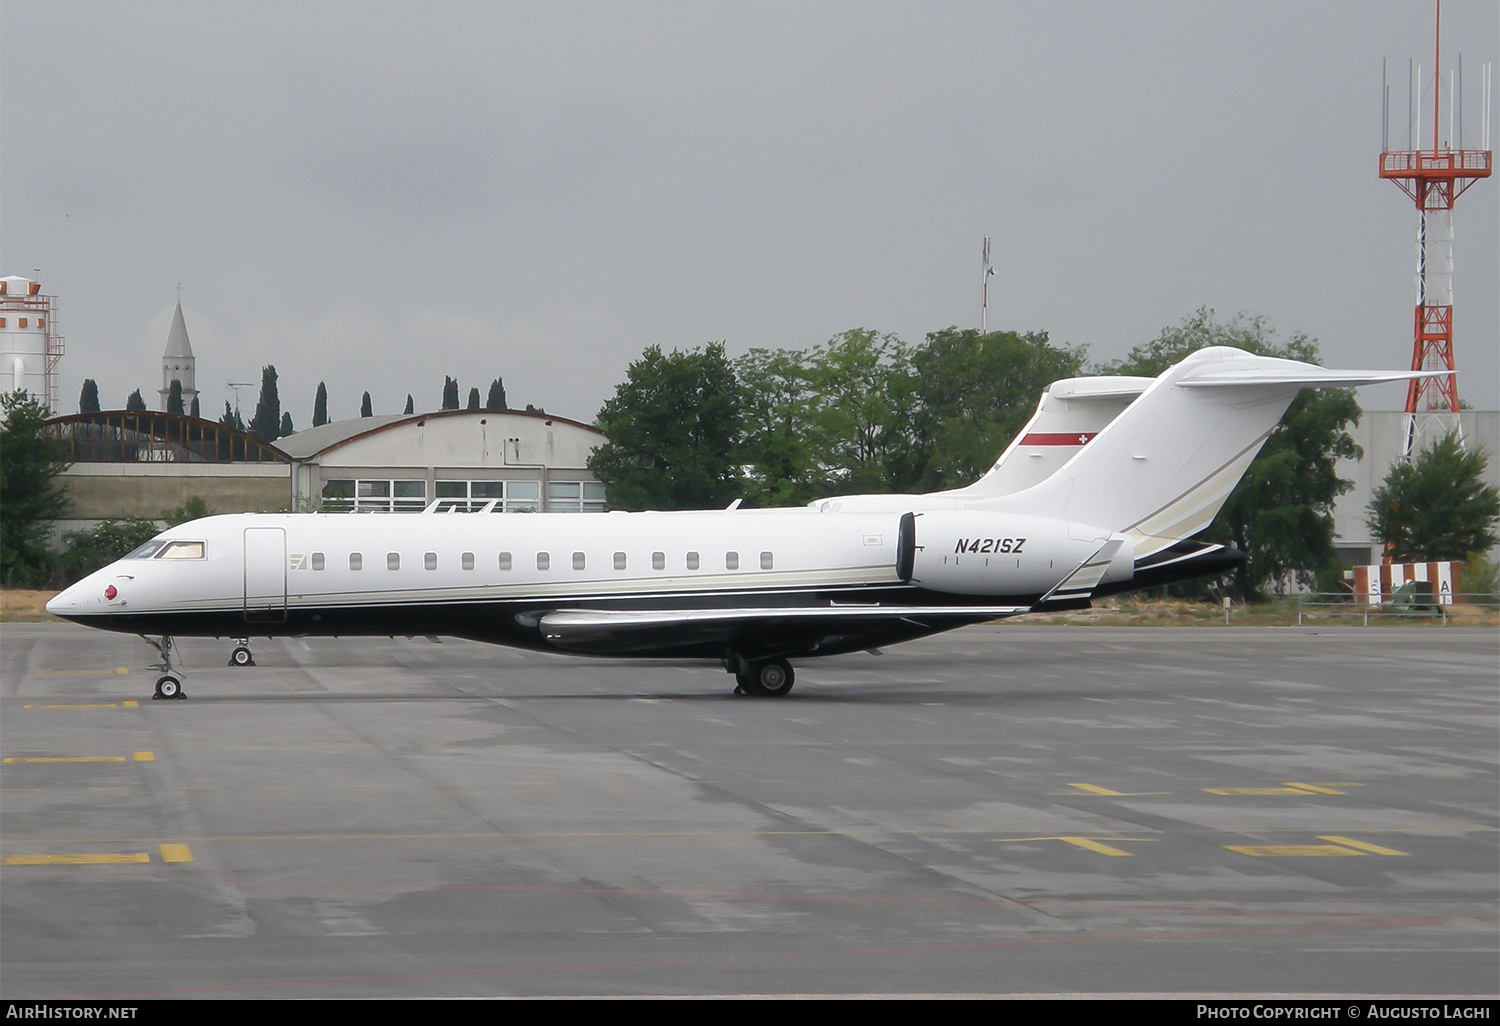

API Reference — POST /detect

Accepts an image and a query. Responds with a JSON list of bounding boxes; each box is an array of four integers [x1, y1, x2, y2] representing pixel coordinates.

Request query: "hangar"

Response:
[[277, 409, 608, 514]]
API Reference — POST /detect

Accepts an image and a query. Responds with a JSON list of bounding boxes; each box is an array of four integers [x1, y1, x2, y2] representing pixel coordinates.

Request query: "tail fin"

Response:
[[941, 375, 1153, 499], [981, 347, 1436, 556]]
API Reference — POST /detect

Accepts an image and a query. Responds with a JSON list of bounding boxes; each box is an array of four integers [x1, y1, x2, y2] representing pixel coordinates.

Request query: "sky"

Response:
[[2, 1, 1496, 428]]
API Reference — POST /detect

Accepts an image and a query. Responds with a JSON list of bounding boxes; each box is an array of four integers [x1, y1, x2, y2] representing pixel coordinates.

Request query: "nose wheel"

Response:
[[732, 658, 795, 697], [228, 642, 255, 667], [140, 635, 188, 700]]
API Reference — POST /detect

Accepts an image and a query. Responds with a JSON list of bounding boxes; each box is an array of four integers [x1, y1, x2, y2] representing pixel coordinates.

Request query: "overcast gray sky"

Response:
[[3, 1, 1496, 428]]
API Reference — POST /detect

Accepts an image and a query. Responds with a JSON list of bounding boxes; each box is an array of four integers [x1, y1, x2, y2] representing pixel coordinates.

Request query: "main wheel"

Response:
[[747, 659, 795, 698], [229, 646, 254, 667], [154, 675, 183, 700]]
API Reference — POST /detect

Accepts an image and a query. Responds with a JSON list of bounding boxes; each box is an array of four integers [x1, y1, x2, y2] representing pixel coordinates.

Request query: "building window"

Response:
[[311, 552, 325, 571], [350, 552, 363, 571], [537, 552, 550, 571], [322, 478, 427, 513], [652, 551, 665, 570], [438, 479, 540, 513], [686, 551, 699, 570], [545, 480, 608, 513], [725, 551, 739, 570], [387, 552, 400, 570], [461, 552, 475, 571], [424, 552, 438, 570], [499, 552, 512, 571], [613, 551, 627, 570], [17, 318, 26, 328], [760, 551, 774, 570]]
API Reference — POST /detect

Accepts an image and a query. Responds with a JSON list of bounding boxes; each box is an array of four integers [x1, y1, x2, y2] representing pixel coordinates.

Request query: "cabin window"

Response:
[[499, 552, 512, 571], [613, 551, 627, 570], [686, 551, 700, 570], [652, 551, 665, 570], [537, 552, 550, 571], [461, 551, 475, 571], [424, 552, 438, 571], [387, 552, 400, 571], [725, 551, 739, 570], [311, 552, 325, 571], [760, 551, 774, 570], [350, 552, 363, 571], [156, 541, 205, 560], [572, 551, 586, 570]]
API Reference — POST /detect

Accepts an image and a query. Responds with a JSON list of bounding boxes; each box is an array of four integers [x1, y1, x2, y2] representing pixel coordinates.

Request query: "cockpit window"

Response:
[[124, 539, 169, 559], [156, 541, 206, 560]]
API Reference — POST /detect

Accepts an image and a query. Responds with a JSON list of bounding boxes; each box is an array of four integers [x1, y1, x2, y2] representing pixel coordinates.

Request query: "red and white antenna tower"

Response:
[[1379, 0, 1492, 458]]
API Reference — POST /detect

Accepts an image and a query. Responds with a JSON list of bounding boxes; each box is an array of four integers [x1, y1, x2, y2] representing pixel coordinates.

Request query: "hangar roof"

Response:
[[277, 409, 604, 462]]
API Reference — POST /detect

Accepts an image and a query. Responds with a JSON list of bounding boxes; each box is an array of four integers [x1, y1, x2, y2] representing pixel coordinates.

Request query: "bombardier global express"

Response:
[[45, 347, 1430, 699]]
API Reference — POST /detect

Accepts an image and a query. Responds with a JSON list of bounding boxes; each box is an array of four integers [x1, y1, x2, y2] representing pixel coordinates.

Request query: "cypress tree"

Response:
[[442, 376, 459, 411], [125, 389, 147, 412], [167, 380, 185, 416], [361, 392, 373, 418], [404, 394, 414, 415], [486, 377, 507, 411], [247, 366, 282, 442], [79, 379, 101, 414], [280, 412, 294, 437], [313, 382, 329, 427], [219, 401, 244, 432], [190, 395, 200, 419], [466, 387, 481, 411]]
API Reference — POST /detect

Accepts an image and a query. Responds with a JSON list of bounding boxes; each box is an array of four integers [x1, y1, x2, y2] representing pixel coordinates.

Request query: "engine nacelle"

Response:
[[898, 510, 1132, 597]]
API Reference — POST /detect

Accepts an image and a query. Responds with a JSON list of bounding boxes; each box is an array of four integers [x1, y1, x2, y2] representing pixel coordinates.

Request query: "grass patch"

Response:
[[0, 590, 61, 622]]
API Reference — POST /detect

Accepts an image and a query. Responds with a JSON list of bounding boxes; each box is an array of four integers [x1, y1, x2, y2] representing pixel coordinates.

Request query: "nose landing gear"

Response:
[[228, 641, 255, 667], [140, 635, 187, 700]]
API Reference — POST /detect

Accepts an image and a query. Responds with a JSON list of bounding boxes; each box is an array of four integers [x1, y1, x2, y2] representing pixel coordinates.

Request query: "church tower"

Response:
[[158, 302, 199, 413]]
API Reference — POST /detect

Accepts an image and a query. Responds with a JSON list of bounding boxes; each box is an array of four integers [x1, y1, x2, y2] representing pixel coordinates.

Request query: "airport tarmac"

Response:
[[1, 622, 1496, 998]]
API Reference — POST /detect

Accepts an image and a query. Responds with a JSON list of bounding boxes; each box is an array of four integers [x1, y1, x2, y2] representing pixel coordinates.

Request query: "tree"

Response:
[[913, 327, 1088, 490], [442, 376, 459, 411], [167, 379, 185, 416], [589, 343, 741, 510], [125, 389, 147, 412], [1, 392, 70, 587], [1106, 308, 1361, 599], [404, 394, 415, 415], [803, 329, 924, 494], [360, 392, 373, 418], [1367, 433, 1500, 563], [246, 366, 282, 442], [735, 345, 826, 507], [486, 378, 507, 411], [466, 387, 481, 411], [280, 412, 294, 437], [218, 401, 245, 433], [79, 379, 101, 414], [189, 395, 200, 419], [313, 382, 329, 427]]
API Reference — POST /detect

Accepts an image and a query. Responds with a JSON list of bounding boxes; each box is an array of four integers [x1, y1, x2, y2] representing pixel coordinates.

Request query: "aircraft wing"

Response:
[[534, 604, 1029, 657], [1037, 538, 1125, 606]]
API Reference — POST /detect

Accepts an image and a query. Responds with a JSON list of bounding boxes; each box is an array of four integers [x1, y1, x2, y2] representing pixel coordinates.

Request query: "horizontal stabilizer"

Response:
[[1179, 366, 1451, 389]]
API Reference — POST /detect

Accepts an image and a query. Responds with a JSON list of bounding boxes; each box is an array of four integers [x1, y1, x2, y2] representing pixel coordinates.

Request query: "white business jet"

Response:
[[46, 347, 1428, 699]]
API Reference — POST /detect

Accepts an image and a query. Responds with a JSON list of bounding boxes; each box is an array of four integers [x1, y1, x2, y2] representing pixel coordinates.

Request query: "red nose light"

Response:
[[104, 585, 117, 600]]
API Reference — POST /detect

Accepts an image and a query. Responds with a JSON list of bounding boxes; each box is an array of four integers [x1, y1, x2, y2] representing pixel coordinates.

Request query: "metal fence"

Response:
[[1296, 591, 1500, 626]]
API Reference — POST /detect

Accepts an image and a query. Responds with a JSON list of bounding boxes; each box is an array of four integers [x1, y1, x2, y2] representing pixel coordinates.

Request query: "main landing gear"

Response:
[[141, 635, 187, 700], [228, 640, 255, 667], [730, 657, 796, 698]]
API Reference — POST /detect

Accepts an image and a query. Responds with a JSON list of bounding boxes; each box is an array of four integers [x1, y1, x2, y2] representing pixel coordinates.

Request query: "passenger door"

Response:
[[243, 527, 287, 624]]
